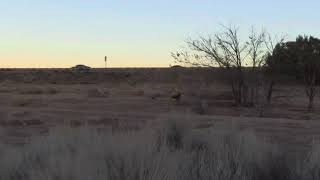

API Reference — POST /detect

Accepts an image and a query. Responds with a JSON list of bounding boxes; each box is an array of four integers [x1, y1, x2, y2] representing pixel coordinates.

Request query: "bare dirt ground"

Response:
[[0, 68, 319, 152]]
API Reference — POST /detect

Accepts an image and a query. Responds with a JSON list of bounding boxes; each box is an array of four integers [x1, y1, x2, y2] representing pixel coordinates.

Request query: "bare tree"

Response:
[[246, 28, 267, 106], [172, 25, 271, 107], [304, 62, 319, 111], [264, 34, 286, 104]]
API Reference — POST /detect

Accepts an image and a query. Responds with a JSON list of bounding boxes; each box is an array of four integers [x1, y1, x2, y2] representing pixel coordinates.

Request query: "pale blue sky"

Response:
[[0, 0, 319, 67]]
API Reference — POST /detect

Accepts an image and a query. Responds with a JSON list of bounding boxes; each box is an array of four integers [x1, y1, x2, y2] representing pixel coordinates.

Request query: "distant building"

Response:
[[71, 65, 91, 72]]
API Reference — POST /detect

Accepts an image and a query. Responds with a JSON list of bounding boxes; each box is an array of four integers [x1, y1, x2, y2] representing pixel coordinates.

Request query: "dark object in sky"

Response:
[[71, 65, 91, 72], [171, 92, 181, 101]]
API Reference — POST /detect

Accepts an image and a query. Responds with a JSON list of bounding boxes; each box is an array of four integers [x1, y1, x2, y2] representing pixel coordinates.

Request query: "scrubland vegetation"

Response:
[[0, 117, 320, 180], [1, 24, 320, 179], [173, 25, 320, 112]]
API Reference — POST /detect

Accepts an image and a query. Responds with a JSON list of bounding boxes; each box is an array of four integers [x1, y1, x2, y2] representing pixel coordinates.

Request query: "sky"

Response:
[[0, 0, 319, 68]]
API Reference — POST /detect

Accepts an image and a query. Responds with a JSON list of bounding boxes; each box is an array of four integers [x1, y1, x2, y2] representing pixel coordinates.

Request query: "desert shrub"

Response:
[[0, 118, 319, 179]]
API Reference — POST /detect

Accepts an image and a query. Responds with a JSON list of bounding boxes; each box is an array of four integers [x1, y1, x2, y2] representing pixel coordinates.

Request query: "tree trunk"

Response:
[[306, 84, 316, 111], [267, 81, 275, 104], [308, 96, 314, 111], [231, 82, 240, 105], [304, 67, 318, 112]]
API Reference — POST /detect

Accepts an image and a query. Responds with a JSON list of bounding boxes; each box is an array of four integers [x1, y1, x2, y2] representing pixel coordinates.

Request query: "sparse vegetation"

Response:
[[191, 99, 209, 115], [130, 89, 145, 96], [11, 98, 34, 107], [173, 25, 320, 112], [172, 25, 281, 107], [19, 88, 44, 95], [2, 1, 320, 179], [47, 87, 59, 95], [0, 118, 319, 180], [87, 88, 109, 98], [0, 67, 320, 179], [18, 87, 59, 95]]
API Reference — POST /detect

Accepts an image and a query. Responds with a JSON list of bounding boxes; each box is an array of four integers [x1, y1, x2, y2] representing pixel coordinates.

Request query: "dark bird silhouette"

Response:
[[171, 92, 181, 101]]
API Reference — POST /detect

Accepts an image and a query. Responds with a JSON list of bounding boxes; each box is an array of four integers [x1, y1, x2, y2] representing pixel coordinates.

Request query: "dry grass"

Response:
[[47, 87, 59, 95], [1, 69, 320, 179], [11, 98, 34, 107], [18, 87, 59, 95], [130, 90, 145, 96], [0, 117, 318, 180], [87, 88, 110, 98], [18, 88, 44, 95], [191, 99, 209, 115]]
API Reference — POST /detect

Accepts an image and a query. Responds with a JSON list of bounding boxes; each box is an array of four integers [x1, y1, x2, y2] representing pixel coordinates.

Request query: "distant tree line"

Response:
[[172, 25, 320, 113]]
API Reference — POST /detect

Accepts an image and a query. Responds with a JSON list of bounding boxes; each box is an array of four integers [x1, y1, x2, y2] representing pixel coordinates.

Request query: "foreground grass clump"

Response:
[[0, 118, 319, 180]]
